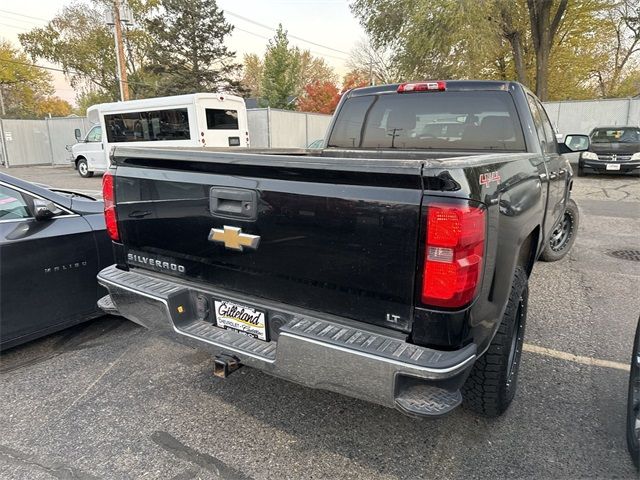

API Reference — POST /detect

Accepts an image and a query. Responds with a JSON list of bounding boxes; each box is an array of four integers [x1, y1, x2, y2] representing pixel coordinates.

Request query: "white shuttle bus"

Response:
[[71, 93, 249, 177]]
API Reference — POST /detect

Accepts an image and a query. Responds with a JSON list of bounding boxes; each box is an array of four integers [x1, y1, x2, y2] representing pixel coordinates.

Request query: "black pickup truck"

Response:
[[97, 81, 588, 417]]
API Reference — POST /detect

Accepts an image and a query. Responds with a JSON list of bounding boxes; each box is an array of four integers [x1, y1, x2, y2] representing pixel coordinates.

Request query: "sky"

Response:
[[0, 0, 365, 106]]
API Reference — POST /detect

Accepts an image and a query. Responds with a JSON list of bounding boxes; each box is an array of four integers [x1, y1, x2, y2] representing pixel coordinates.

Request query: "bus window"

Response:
[[104, 108, 190, 142], [206, 109, 239, 130]]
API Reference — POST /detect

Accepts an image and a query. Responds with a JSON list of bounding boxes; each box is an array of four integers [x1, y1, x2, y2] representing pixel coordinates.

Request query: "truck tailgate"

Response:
[[113, 150, 424, 332]]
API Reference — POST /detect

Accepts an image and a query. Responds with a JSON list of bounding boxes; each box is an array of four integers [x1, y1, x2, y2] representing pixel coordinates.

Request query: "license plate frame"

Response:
[[214, 299, 268, 341], [606, 163, 621, 171]]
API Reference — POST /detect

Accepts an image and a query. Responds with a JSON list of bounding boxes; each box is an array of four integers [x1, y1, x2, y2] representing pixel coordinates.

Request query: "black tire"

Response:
[[77, 158, 94, 178], [462, 266, 528, 417], [628, 317, 640, 470], [577, 164, 585, 177], [540, 198, 579, 262]]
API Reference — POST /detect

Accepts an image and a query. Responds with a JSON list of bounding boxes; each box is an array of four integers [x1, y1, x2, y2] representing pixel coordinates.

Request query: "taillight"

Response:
[[421, 203, 485, 308], [102, 171, 119, 241], [397, 81, 446, 93]]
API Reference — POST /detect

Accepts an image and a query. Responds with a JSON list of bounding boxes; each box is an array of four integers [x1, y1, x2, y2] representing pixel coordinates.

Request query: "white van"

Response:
[[71, 93, 249, 177]]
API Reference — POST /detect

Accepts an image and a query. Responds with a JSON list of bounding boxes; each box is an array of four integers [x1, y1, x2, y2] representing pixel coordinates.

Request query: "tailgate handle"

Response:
[[209, 187, 258, 221]]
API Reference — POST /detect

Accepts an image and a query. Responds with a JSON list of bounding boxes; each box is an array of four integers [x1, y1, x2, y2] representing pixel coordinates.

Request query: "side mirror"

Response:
[[74, 128, 82, 141], [33, 198, 60, 221], [559, 134, 590, 154]]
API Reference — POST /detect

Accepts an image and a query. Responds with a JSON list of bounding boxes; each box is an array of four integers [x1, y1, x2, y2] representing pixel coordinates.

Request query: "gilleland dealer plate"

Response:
[[214, 300, 267, 341]]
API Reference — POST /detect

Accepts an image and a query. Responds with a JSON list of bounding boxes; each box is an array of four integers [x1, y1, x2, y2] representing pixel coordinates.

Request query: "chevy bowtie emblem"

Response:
[[208, 226, 260, 251]]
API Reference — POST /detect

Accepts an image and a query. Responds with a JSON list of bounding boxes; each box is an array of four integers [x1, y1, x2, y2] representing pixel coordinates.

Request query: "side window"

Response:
[[535, 100, 557, 154], [206, 109, 239, 130], [0, 185, 32, 220], [86, 126, 102, 142], [526, 94, 546, 151], [104, 108, 191, 143]]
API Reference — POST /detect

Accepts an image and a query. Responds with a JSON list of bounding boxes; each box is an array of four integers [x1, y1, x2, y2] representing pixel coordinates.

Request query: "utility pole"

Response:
[[0, 86, 5, 116], [112, 0, 129, 101]]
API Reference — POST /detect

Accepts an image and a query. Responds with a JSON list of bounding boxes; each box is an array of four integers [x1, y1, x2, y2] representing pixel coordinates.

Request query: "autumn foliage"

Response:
[[297, 71, 369, 114], [297, 81, 339, 114]]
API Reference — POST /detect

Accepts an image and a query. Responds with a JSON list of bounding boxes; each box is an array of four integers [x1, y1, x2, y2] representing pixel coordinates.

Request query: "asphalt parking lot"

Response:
[[1, 165, 639, 479]]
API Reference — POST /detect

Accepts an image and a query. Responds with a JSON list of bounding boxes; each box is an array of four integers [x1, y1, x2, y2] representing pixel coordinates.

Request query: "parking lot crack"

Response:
[[0, 444, 98, 480], [150, 431, 251, 480], [54, 343, 134, 421]]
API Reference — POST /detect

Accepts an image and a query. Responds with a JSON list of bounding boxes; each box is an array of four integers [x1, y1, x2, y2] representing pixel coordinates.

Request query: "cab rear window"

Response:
[[328, 91, 525, 151]]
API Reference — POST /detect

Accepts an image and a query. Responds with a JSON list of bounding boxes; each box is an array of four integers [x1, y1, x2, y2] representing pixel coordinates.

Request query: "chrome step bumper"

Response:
[[98, 265, 477, 416]]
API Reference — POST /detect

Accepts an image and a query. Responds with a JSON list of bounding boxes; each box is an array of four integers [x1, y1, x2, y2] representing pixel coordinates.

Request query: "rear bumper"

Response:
[[580, 159, 640, 174], [98, 265, 477, 416]]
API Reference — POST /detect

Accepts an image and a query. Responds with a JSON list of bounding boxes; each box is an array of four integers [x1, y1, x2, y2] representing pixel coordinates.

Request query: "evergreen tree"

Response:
[[147, 0, 241, 95], [260, 25, 301, 109]]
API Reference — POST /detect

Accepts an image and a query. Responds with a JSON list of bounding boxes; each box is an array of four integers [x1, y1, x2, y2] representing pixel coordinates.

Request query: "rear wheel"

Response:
[[628, 318, 640, 470], [540, 198, 579, 262], [462, 266, 528, 417], [77, 158, 94, 178]]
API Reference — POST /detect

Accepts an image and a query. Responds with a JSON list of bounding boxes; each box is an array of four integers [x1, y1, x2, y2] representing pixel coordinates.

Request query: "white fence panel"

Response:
[[47, 117, 91, 165], [306, 113, 332, 144], [1, 119, 52, 167], [269, 109, 308, 148], [247, 109, 270, 148], [543, 98, 639, 135]]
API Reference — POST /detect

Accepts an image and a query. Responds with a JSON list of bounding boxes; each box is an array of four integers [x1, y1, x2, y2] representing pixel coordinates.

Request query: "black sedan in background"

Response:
[[578, 126, 640, 176], [0, 173, 113, 350]]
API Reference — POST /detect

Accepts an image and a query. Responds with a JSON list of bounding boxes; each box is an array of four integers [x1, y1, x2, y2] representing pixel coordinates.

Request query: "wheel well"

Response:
[[517, 226, 540, 276], [75, 156, 86, 167]]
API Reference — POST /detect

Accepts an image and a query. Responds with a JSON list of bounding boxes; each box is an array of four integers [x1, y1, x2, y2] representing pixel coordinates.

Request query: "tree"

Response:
[[351, 0, 637, 100], [340, 70, 370, 92], [243, 40, 336, 103], [0, 41, 54, 118], [347, 39, 402, 84], [260, 25, 301, 109], [241, 53, 264, 98], [19, 2, 123, 101], [146, 0, 241, 95], [34, 96, 73, 117], [590, 0, 640, 96], [75, 89, 114, 116], [297, 81, 340, 114], [527, 0, 569, 100], [297, 51, 336, 92]]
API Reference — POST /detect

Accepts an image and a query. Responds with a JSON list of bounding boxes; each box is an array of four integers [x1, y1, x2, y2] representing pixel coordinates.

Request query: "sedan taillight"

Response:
[[102, 172, 119, 241]]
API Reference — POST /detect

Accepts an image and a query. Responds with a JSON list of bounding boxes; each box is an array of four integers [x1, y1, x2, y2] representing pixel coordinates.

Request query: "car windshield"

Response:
[[327, 90, 526, 151], [590, 127, 640, 143]]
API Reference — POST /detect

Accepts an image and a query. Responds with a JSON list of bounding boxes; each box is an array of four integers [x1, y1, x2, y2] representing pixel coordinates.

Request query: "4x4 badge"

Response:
[[208, 226, 260, 252]]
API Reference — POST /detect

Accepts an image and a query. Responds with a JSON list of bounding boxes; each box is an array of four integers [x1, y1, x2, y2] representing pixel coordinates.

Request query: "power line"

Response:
[[0, 21, 30, 31], [0, 14, 45, 26], [224, 10, 350, 56], [0, 58, 153, 89], [0, 8, 49, 22], [232, 26, 348, 61]]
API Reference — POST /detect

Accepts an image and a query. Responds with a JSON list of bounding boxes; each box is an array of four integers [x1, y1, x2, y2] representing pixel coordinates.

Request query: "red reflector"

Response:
[[102, 172, 119, 241], [421, 204, 485, 308], [397, 81, 446, 93]]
